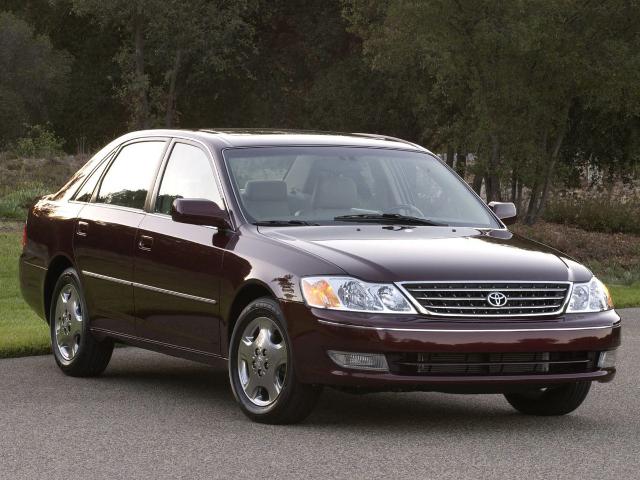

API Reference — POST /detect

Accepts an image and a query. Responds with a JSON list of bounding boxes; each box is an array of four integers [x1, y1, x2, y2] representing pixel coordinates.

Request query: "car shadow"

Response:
[[92, 350, 605, 432]]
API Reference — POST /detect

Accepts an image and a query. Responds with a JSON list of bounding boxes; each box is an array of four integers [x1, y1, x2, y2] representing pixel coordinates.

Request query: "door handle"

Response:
[[76, 221, 89, 237], [138, 235, 154, 252]]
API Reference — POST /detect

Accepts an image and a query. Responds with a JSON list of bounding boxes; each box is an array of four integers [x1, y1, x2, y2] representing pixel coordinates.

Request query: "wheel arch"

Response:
[[43, 254, 76, 324], [226, 280, 278, 349]]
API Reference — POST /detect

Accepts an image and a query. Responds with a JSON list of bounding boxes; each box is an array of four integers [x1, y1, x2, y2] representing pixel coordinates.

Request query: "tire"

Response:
[[504, 381, 591, 416], [50, 267, 114, 377], [229, 297, 322, 424]]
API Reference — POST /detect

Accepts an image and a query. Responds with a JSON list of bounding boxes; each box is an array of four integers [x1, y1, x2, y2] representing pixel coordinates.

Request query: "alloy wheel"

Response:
[[54, 283, 83, 362], [237, 316, 288, 407]]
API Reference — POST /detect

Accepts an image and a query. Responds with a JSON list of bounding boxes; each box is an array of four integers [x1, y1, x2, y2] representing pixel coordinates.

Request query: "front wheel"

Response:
[[50, 268, 114, 377], [229, 297, 322, 424], [504, 382, 591, 416]]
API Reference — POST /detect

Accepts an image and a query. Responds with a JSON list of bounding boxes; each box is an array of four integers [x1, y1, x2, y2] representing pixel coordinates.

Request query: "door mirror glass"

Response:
[[171, 198, 231, 229], [488, 201, 517, 225]]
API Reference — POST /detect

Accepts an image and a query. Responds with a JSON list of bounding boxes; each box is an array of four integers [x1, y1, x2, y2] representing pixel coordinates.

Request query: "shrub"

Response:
[[543, 196, 640, 235], [11, 124, 65, 159], [0, 182, 50, 220]]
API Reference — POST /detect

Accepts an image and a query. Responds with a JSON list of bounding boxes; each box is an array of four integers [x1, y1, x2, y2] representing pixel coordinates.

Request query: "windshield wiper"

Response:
[[253, 220, 318, 226], [333, 213, 447, 226]]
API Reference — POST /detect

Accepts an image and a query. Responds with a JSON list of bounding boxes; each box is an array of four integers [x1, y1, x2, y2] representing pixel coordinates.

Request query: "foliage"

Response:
[[0, 182, 50, 220], [70, 0, 256, 129], [343, 0, 640, 221], [512, 221, 640, 285], [1, 1, 640, 221], [11, 125, 65, 158], [0, 11, 71, 147], [543, 196, 640, 235]]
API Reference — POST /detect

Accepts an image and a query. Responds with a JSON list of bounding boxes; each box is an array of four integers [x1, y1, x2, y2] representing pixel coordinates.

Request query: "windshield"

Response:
[[223, 146, 500, 228]]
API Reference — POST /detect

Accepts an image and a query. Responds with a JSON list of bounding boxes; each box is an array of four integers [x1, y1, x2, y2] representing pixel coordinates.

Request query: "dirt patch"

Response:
[[0, 221, 23, 232]]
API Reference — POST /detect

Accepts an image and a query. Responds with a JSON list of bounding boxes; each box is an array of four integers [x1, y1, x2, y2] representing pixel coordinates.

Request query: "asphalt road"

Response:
[[1, 309, 639, 480]]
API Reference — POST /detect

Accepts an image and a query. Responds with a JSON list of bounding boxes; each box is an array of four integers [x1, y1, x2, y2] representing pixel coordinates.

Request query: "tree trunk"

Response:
[[516, 178, 523, 214], [446, 144, 455, 167], [486, 135, 501, 202], [471, 172, 483, 196], [134, 12, 149, 129], [534, 123, 568, 220], [455, 151, 467, 177], [165, 49, 182, 128], [524, 179, 540, 225]]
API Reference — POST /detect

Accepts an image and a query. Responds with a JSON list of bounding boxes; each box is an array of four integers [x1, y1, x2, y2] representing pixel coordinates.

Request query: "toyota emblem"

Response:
[[486, 291, 507, 307]]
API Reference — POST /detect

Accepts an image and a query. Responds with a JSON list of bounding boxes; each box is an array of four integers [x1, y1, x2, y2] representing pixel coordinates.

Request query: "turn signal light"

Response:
[[21, 224, 27, 248], [301, 278, 341, 308]]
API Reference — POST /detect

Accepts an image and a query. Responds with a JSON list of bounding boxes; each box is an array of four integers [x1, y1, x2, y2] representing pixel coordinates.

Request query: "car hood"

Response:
[[257, 225, 592, 283]]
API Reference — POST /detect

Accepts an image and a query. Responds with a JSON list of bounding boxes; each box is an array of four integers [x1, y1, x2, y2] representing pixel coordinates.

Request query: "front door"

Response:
[[74, 139, 168, 336], [133, 141, 226, 354]]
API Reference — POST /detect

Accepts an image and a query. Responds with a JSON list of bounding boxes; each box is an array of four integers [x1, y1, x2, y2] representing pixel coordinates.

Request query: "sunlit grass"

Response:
[[609, 283, 640, 309], [0, 230, 50, 358]]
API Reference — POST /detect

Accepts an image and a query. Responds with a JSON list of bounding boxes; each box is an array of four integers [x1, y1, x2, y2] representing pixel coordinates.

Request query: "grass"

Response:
[[0, 153, 86, 221], [0, 221, 638, 359], [608, 283, 640, 309], [0, 229, 50, 358], [513, 221, 640, 285]]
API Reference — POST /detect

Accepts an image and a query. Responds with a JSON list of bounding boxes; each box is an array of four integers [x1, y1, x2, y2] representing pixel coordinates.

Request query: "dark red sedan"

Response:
[[19, 129, 620, 423]]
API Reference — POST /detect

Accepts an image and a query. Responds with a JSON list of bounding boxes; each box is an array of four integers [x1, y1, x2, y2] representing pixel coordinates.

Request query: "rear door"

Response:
[[74, 139, 168, 336], [133, 140, 227, 354]]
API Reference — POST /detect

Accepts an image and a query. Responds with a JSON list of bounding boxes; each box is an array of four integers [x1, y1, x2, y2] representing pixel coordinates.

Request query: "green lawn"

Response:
[[608, 283, 640, 309], [0, 230, 50, 358], [0, 228, 638, 359]]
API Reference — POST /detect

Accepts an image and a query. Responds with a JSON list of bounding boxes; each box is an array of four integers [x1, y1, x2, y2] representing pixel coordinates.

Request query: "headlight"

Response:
[[567, 277, 614, 313], [301, 276, 416, 313]]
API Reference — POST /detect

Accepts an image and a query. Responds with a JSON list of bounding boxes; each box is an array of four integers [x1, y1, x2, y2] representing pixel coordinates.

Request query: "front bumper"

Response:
[[283, 302, 621, 392]]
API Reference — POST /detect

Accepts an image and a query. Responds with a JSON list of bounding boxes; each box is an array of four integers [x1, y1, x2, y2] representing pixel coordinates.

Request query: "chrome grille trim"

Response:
[[397, 281, 572, 317]]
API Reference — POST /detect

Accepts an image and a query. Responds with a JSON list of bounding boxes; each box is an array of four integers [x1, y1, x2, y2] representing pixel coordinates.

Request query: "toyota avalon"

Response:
[[19, 129, 620, 423]]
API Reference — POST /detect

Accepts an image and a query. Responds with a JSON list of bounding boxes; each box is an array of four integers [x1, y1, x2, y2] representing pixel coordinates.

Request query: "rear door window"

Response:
[[96, 141, 166, 209]]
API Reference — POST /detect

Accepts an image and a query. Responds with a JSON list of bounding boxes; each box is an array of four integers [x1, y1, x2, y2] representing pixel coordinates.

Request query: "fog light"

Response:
[[327, 351, 389, 372], [598, 350, 617, 369]]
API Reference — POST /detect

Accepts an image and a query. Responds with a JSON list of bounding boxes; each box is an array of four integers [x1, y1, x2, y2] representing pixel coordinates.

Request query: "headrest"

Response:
[[313, 176, 358, 209], [244, 180, 287, 201]]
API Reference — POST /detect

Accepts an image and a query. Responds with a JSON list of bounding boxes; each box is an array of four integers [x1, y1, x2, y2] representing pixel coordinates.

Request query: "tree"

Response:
[[0, 11, 71, 146], [71, 0, 255, 129], [344, 0, 640, 222]]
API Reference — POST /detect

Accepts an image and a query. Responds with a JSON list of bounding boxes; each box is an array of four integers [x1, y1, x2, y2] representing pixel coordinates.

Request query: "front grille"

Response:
[[387, 351, 597, 376], [400, 282, 571, 317]]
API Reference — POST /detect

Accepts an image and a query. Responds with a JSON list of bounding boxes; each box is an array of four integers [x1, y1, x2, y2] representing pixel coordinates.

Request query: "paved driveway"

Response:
[[1, 309, 638, 480]]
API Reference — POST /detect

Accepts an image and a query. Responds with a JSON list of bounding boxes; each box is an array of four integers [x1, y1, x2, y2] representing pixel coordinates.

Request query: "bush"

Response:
[[0, 182, 50, 220], [11, 125, 65, 159], [543, 196, 640, 235], [513, 220, 640, 285]]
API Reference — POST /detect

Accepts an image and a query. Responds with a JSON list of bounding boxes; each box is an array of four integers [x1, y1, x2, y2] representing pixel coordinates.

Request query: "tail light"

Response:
[[22, 224, 27, 249]]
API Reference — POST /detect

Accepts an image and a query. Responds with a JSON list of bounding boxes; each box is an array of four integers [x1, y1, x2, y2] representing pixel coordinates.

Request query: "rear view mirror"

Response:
[[488, 201, 517, 225], [171, 198, 231, 230]]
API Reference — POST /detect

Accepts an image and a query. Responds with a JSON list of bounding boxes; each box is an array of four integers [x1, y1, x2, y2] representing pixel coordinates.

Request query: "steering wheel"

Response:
[[385, 204, 425, 217]]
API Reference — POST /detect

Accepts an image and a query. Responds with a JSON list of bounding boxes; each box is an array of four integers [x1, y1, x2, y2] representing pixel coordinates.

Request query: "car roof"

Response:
[[117, 128, 432, 153]]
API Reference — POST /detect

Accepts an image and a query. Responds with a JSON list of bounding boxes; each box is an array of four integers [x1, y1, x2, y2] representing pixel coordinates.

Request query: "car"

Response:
[[19, 129, 621, 423]]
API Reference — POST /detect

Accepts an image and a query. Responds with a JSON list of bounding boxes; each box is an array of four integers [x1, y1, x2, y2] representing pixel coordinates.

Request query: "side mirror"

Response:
[[171, 198, 231, 230], [488, 201, 517, 225]]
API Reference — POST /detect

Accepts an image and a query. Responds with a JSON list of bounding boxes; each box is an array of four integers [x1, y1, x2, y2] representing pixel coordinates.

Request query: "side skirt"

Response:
[[90, 327, 229, 367]]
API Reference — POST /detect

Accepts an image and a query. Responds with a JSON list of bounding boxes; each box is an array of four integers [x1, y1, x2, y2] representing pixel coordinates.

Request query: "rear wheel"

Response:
[[229, 297, 322, 424], [50, 268, 114, 376], [504, 382, 591, 416]]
